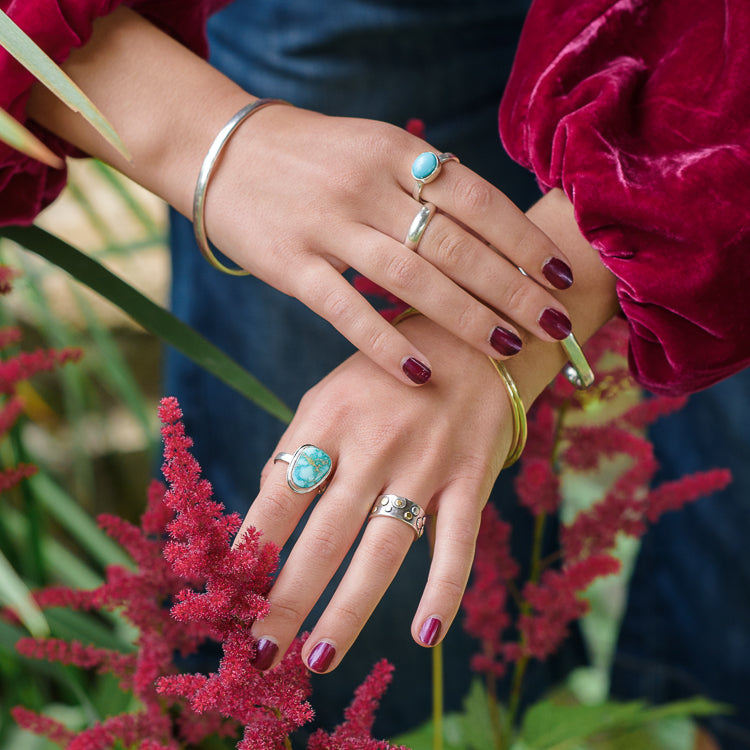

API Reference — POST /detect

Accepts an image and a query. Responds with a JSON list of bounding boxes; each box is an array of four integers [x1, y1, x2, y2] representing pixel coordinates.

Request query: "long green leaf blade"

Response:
[[0, 107, 63, 167], [0, 225, 293, 424], [0, 549, 49, 637], [0, 10, 130, 161]]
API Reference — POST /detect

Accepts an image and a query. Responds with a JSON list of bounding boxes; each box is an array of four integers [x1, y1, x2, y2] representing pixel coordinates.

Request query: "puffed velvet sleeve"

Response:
[[499, 0, 750, 396], [0, 0, 232, 226]]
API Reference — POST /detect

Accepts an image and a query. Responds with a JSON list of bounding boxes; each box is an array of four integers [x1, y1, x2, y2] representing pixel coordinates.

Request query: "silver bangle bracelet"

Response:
[[192, 98, 291, 276]]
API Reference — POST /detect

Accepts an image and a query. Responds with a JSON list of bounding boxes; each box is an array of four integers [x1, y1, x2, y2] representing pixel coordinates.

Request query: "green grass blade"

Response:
[[0, 225, 293, 424], [0, 549, 49, 637], [27, 471, 134, 570], [0, 10, 130, 161], [0, 107, 64, 168]]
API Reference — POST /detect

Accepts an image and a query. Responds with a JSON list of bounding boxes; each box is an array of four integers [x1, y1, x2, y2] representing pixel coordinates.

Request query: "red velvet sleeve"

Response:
[[0, 0, 232, 226], [499, 0, 750, 396]]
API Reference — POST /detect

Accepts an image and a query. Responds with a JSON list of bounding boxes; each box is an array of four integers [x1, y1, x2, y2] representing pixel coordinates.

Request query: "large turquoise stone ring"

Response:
[[410, 151, 459, 202], [274, 444, 333, 494]]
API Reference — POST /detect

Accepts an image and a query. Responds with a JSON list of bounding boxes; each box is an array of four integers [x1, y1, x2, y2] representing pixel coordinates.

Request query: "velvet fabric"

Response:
[[500, 0, 750, 396], [0, 0, 230, 225]]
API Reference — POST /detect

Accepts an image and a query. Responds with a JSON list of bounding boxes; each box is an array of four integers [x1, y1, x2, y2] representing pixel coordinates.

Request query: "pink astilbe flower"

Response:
[[11, 706, 76, 746], [307, 660, 408, 750], [462, 503, 519, 678], [519, 555, 622, 661], [0, 345, 81, 394], [155, 396, 314, 750]]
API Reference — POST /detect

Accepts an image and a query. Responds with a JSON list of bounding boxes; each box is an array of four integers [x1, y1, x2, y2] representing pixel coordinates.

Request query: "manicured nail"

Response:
[[307, 641, 336, 673], [490, 326, 522, 356], [542, 257, 574, 289], [419, 616, 442, 647], [539, 308, 572, 340], [250, 637, 278, 671], [402, 357, 431, 384]]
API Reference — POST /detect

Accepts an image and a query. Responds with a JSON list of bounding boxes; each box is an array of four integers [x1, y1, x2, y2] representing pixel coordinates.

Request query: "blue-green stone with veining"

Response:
[[290, 445, 332, 490], [411, 151, 438, 181]]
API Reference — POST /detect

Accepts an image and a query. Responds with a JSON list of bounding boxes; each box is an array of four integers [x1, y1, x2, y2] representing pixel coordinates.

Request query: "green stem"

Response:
[[485, 668, 503, 750], [432, 642, 443, 750]]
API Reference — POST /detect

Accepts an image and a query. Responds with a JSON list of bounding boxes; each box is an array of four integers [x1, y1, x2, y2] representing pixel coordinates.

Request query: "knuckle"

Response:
[[428, 573, 467, 603], [267, 596, 305, 625], [363, 324, 393, 361], [305, 518, 346, 563], [382, 252, 420, 292], [453, 175, 493, 215], [503, 279, 534, 315], [319, 286, 353, 323], [433, 231, 465, 271]]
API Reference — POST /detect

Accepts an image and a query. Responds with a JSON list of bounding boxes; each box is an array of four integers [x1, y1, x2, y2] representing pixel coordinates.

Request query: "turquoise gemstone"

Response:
[[411, 151, 439, 181], [289, 445, 332, 491]]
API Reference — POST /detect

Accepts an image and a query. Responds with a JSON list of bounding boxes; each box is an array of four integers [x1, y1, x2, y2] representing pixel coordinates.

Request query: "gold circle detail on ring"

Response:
[[193, 98, 292, 276], [404, 201, 437, 251], [411, 151, 460, 202], [273, 444, 332, 494], [368, 494, 426, 539]]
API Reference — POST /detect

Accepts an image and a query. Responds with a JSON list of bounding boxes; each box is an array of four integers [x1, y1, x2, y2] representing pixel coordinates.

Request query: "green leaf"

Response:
[[391, 712, 469, 750], [27, 471, 134, 571], [459, 679, 503, 750], [0, 107, 64, 168], [0, 225, 293, 424], [0, 10, 130, 161], [0, 549, 49, 637]]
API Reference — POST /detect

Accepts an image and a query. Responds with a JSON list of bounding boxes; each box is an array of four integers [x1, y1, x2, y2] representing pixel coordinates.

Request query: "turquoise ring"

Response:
[[274, 444, 333, 494], [411, 151, 459, 202]]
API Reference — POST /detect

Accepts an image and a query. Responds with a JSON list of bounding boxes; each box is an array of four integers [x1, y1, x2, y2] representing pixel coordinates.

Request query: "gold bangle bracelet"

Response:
[[488, 359, 527, 468], [193, 98, 292, 275]]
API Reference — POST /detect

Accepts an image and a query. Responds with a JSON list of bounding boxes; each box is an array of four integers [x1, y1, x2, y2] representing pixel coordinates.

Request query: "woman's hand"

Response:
[[234, 313, 514, 672], [27, 8, 576, 386]]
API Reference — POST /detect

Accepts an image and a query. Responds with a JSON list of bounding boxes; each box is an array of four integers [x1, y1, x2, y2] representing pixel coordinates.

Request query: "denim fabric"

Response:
[[165, 0, 749, 744]]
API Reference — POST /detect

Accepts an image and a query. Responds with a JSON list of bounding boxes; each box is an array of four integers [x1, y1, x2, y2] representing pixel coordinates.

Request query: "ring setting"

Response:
[[274, 444, 332, 494], [368, 494, 426, 539], [411, 151, 459, 202], [405, 201, 437, 251]]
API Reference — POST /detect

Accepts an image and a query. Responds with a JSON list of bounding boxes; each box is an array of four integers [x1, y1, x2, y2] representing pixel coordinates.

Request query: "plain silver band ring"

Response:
[[404, 202, 437, 251], [368, 494, 426, 540], [412, 152, 459, 203]]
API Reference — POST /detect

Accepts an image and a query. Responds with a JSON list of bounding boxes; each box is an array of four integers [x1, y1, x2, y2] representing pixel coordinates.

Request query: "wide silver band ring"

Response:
[[411, 151, 459, 202], [404, 202, 437, 251], [368, 494, 426, 539], [273, 444, 332, 494]]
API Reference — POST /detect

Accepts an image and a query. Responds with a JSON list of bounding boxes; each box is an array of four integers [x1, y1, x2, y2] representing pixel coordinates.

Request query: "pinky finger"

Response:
[[295, 259, 433, 386], [410, 490, 482, 646]]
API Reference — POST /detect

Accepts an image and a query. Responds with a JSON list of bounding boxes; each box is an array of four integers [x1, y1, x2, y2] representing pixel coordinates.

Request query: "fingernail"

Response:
[[490, 326, 522, 356], [250, 637, 278, 671], [539, 308, 572, 340], [419, 616, 442, 646], [307, 641, 336, 673], [542, 257, 574, 289], [402, 357, 431, 384]]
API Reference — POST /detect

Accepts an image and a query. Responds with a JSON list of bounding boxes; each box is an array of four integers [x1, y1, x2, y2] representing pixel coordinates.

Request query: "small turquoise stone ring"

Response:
[[410, 151, 459, 202], [274, 444, 333, 494]]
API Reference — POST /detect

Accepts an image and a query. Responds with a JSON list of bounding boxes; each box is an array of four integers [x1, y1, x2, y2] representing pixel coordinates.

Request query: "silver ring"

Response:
[[368, 494, 426, 539], [273, 444, 332, 494], [411, 151, 459, 202], [404, 202, 437, 250]]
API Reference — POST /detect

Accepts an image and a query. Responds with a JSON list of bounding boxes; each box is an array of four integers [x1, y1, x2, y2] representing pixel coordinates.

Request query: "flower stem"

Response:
[[432, 642, 443, 750]]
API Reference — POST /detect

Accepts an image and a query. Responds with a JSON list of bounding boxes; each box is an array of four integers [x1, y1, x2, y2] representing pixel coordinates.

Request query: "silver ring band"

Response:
[[411, 151, 459, 202], [273, 444, 332, 494], [368, 494, 426, 539], [404, 202, 437, 250]]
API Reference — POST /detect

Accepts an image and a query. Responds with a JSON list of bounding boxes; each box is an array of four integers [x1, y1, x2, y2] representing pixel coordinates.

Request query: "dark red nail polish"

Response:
[[539, 308, 572, 340], [308, 641, 336, 673], [490, 326, 522, 356], [542, 257, 574, 289], [402, 357, 431, 384], [419, 617, 442, 646], [250, 637, 278, 671]]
